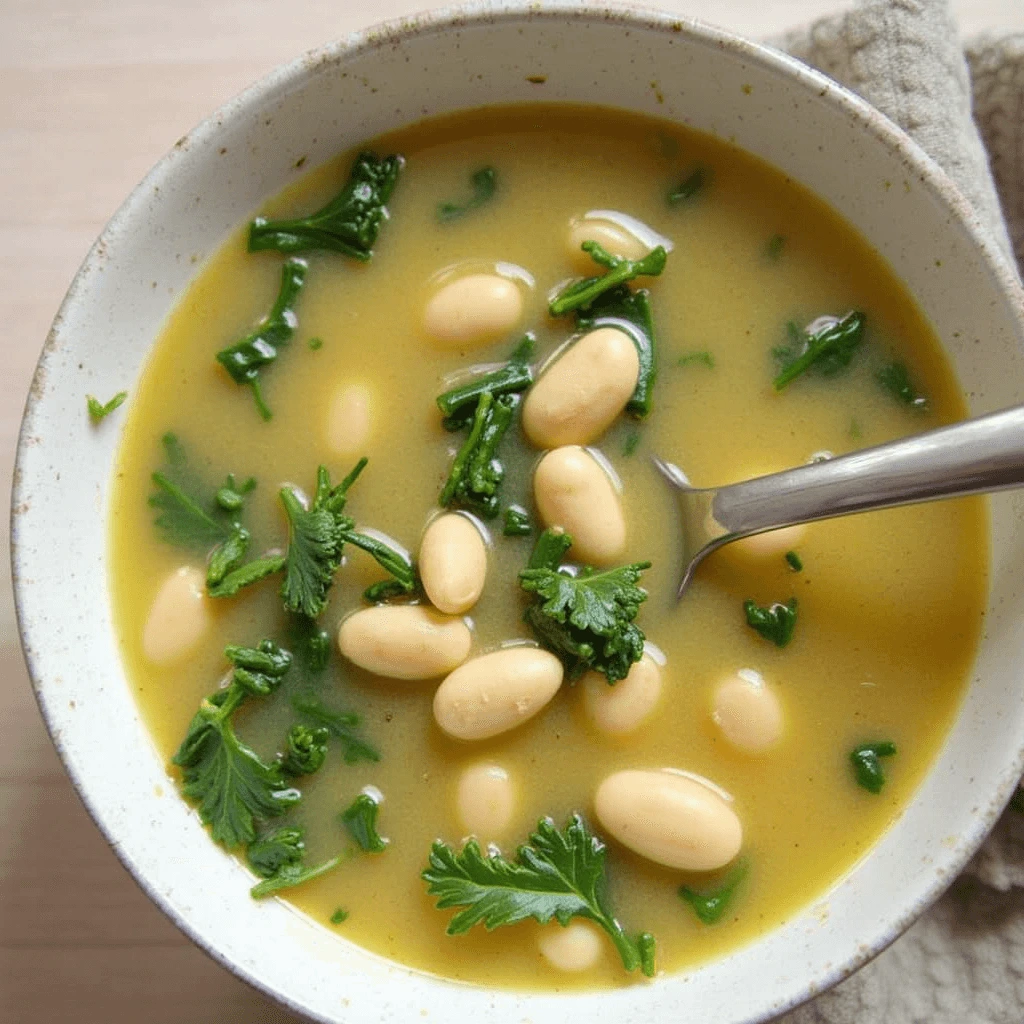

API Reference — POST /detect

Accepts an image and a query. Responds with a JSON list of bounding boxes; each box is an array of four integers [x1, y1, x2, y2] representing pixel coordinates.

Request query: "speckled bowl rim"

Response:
[[12, 2, 1024, 1022]]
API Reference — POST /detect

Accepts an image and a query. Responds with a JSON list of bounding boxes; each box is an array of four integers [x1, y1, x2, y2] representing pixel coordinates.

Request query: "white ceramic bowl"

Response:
[[13, 4, 1024, 1022]]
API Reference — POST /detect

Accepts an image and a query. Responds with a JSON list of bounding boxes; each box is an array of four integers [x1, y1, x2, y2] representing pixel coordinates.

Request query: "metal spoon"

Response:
[[655, 403, 1024, 598]]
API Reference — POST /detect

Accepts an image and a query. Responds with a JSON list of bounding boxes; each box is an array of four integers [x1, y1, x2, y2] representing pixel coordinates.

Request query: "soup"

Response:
[[108, 105, 987, 989]]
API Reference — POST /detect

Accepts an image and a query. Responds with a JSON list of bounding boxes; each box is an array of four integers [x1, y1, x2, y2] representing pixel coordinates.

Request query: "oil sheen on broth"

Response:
[[109, 106, 987, 989]]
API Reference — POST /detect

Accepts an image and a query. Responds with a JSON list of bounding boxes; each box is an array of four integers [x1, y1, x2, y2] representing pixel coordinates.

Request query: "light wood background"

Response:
[[1, 1, 1019, 1020]]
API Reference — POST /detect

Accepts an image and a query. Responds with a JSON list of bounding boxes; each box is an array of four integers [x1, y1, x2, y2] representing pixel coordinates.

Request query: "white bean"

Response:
[[419, 514, 487, 615], [142, 566, 211, 666], [538, 922, 603, 972], [433, 646, 563, 740], [567, 214, 653, 265], [522, 328, 639, 448], [583, 654, 662, 735], [594, 769, 743, 871], [338, 605, 471, 680], [422, 273, 523, 348], [455, 763, 515, 840], [533, 446, 626, 565], [326, 383, 372, 459], [712, 669, 784, 753]]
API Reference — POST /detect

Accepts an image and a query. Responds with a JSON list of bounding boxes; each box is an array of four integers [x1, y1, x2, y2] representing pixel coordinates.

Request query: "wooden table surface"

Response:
[[1, 1, 1019, 1020]]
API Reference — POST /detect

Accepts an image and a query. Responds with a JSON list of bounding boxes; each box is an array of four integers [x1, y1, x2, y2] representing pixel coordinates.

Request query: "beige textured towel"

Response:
[[771, 3, 1024, 1020]]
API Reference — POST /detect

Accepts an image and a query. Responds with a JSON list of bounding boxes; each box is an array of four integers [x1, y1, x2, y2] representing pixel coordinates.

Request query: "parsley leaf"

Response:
[[850, 740, 897, 794], [549, 241, 667, 317], [341, 793, 389, 853], [279, 460, 366, 618], [216, 258, 306, 420], [248, 825, 305, 877], [171, 640, 299, 848], [249, 152, 404, 258], [280, 724, 329, 777], [679, 858, 748, 924], [519, 530, 650, 684], [290, 694, 380, 765], [743, 598, 798, 647], [87, 391, 127, 423], [772, 311, 866, 390], [250, 855, 343, 899], [437, 167, 497, 222], [422, 814, 655, 977], [877, 362, 928, 410]]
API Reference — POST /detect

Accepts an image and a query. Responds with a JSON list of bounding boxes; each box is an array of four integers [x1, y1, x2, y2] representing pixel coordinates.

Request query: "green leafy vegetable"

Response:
[[422, 814, 655, 977], [87, 391, 127, 423], [677, 350, 715, 369], [288, 615, 332, 676], [519, 530, 650, 684], [439, 391, 518, 519], [171, 640, 299, 848], [280, 724, 329, 777], [764, 234, 786, 260], [549, 241, 667, 317], [215, 258, 307, 420], [341, 793, 389, 853], [785, 550, 803, 572], [679, 859, 748, 924], [215, 474, 256, 512], [330, 907, 349, 924], [743, 598, 798, 648], [248, 826, 305, 878], [575, 285, 658, 418], [437, 167, 497, 222], [850, 741, 897, 794], [248, 152, 403, 258], [342, 530, 416, 602], [291, 694, 380, 765], [503, 505, 533, 537], [622, 429, 641, 456], [668, 166, 707, 204], [436, 336, 534, 427], [877, 362, 928, 410], [308, 337, 323, 351], [279, 460, 366, 618], [206, 554, 287, 599], [527, 527, 573, 571], [250, 855, 342, 899], [772, 311, 866, 390]]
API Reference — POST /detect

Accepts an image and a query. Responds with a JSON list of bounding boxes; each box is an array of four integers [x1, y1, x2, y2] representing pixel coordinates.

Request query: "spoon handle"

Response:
[[711, 404, 1024, 537]]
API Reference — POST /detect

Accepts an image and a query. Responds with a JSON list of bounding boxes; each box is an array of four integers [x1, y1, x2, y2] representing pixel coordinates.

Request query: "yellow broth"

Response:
[[109, 106, 987, 989]]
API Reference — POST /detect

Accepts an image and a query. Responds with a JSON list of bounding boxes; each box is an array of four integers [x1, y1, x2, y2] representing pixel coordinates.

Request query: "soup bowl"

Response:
[[12, 3, 1024, 1021]]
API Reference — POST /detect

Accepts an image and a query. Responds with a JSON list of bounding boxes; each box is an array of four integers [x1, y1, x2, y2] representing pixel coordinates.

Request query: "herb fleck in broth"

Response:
[[109, 105, 987, 988]]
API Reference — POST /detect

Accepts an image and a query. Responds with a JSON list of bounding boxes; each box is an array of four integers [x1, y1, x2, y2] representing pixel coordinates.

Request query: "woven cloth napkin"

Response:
[[766, 2, 1024, 1019]]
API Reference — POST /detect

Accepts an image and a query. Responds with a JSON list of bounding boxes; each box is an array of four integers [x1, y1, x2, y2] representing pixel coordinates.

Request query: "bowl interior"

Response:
[[13, 5, 1024, 1023]]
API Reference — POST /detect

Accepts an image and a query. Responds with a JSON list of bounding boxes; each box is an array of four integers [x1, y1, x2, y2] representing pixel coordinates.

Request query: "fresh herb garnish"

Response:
[[575, 285, 658, 418], [677, 350, 715, 369], [342, 530, 417, 602], [215, 258, 307, 420], [850, 741, 897, 794], [877, 362, 928, 410], [679, 858, 748, 924], [290, 694, 380, 765], [764, 234, 786, 260], [437, 167, 497, 222], [215, 474, 257, 512], [549, 241, 667, 317], [280, 724, 329, 777], [743, 598, 798, 648], [668, 166, 707, 204], [622, 429, 641, 456], [288, 615, 332, 676], [436, 335, 534, 428], [519, 529, 650, 684], [87, 391, 127, 423], [248, 152, 403, 258], [503, 504, 533, 537], [439, 391, 518, 519], [341, 793, 389, 853], [250, 854, 342, 899], [172, 640, 299, 848], [772, 311, 866, 390], [279, 460, 366, 618], [248, 825, 305, 878], [330, 907, 349, 924], [784, 550, 803, 572], [207, 552, 287, 599], [422, 814, 655, 977]]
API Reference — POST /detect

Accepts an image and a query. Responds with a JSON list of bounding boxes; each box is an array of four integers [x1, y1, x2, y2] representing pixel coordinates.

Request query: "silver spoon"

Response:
[[655, 403, 1024, 598]]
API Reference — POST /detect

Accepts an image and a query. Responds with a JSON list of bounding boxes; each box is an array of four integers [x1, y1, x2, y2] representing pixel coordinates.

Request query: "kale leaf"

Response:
[[437, 167, 497, 222], [341, 793, 389, 853], [519, 530, 650, 684], [422, 814, 655, 977], [248, 152, 403, 258], [171, 640, 299, 848], [280, 724, 329, 777], [850, 741, 897, 794], [290, 694, 380, 765], [772, 311, 866, 390], [216, 257, 307, 420], [743, 598, 798, 648], [679, 858, 748, 925], [549, 241, 667, 317]]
